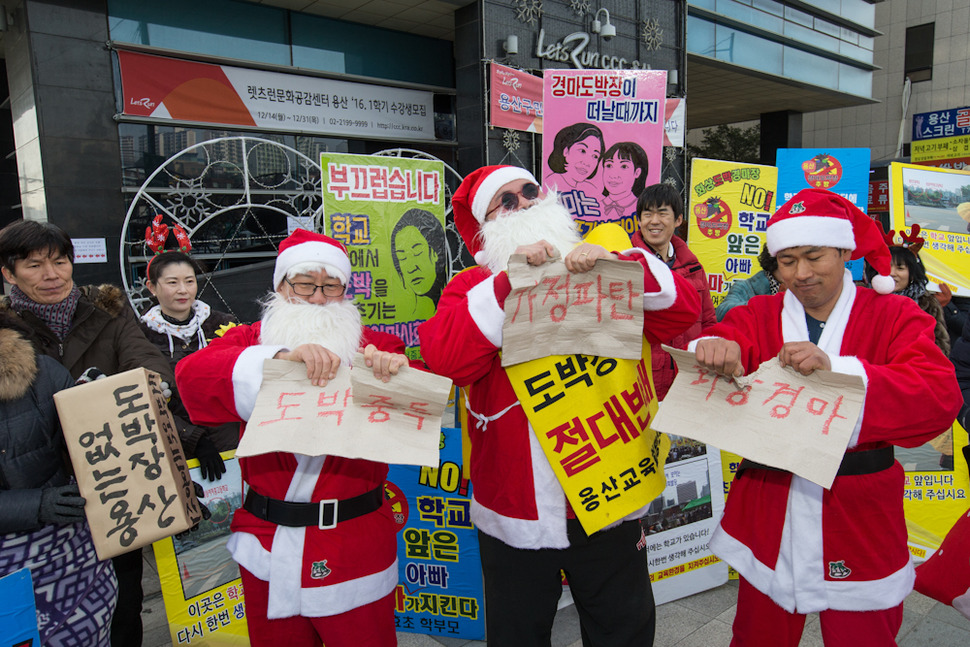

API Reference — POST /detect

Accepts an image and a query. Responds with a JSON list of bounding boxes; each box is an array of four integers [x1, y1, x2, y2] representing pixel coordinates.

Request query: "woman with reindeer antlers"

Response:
[[138, 215, 239, 482]]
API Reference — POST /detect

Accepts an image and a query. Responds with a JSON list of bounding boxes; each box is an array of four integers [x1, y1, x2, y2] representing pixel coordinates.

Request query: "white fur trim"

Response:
[[471, 167, 538, 223], [767, 216, 855, 256], [686, 336, 720, 352], [785, 476, 827, 612], [470, 424, 568, 549], [274, 240, 352, 290], [870, 274, 895, 295], [467, 275, 506, 348], [636, 249, 678, 311], [825, 562, 914, 611], [232, 345, 286, 421]]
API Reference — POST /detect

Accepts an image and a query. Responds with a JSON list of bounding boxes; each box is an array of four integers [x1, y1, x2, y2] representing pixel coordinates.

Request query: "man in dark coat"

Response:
[[0, 219, 175, 647]]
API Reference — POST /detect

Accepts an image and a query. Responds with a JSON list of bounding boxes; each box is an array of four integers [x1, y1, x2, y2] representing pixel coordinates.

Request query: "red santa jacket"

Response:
[[631, 232, 716, 399], [418, 250, 700, 549], [701, 278, 961, 614], [175, 322, 406, 619]]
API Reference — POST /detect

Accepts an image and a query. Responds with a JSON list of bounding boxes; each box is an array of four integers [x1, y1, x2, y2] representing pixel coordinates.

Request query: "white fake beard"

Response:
[[259, 292, 363, 366], [477, 191, 582, 274]]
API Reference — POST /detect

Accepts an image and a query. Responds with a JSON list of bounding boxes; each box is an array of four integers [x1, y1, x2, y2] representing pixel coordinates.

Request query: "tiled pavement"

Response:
[[140, 546, 970, 646]]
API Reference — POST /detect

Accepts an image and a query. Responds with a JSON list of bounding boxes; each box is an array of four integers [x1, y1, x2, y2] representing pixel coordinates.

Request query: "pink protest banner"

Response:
[[542, 69, 666, 238], [490, 62, 543, 133]]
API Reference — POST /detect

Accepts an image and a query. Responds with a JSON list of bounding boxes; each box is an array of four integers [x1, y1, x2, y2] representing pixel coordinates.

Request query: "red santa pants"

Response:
[[731, 576, 903, 647], [239, 567, 396, 647]]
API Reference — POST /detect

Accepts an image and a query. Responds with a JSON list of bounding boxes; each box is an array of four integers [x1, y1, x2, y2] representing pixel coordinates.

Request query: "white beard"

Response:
[[478, 191, 582, 274], [259, 292, 363, 366]]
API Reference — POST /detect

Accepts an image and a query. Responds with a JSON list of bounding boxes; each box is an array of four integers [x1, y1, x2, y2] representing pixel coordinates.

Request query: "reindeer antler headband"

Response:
[[145, 214, 192, 272], [881, 219, 924, 254]]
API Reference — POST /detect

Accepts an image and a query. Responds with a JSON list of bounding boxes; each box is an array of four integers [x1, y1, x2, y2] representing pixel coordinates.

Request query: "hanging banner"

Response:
[[490, 62, 543, 133], [118, 50, 435, 141], [321, 152, 446, 357], [505, 338, 670, 535], [542, 69, 666, 237], [776, 148, 871, 279], [889, 162, 970, 295], [687, 158, 778, 311], [152, 455, 249, 646], [389, 427, 485, 640]]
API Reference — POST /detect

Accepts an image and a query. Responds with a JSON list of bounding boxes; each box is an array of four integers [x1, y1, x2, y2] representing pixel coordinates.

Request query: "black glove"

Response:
[[75, 367, 106, 385], [39, 484, 87, 525], [194, 435, 226, 482], [177, 482, 211, 539]]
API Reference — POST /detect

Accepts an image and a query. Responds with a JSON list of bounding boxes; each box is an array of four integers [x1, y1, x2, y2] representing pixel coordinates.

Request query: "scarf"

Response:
[[10, 284, 81, 340], [898, 280, 926, 302], [765, 270, 782, 295], [140, 300, 211, 357]]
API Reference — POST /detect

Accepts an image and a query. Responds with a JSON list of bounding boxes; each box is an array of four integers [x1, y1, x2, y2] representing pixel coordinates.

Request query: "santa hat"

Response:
[[766, 188, 895, 294], [452, 165, 538, 262], [273, 229, 351, 289]]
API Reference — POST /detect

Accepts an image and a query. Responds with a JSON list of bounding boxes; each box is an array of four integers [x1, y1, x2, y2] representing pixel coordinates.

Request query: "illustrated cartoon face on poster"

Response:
[[321, 153, 447, 357], [542, 70, 666, 237]]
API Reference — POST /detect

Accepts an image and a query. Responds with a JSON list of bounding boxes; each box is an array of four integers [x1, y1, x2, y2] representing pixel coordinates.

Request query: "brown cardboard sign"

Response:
[[501, 255, 644, 367], [54, 368, 202, 560]]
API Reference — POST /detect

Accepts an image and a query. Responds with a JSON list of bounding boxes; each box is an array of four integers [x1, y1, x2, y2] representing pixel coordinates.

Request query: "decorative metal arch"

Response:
[[120, 137, 467, 320]]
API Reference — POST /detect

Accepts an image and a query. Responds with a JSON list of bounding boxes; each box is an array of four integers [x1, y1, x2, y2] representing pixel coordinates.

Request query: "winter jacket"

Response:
[[917, 292, 950, 356], [953, 316, 970, 430], [139, 305, 239, 453], [631, 232, 716, 399], [0, 327, 76, 533], [716, 271, 774, 321], [0, 284, 174, 384]]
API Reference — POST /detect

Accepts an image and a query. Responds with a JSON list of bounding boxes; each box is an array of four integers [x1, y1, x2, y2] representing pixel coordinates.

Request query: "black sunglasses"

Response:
[[487, 183, 541, 217]]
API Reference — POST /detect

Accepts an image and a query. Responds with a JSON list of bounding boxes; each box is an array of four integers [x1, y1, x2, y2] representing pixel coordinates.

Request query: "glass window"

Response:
[[108, 0, 290, 65], [905, 23, 934, 83], [783, 46, 839, 88]]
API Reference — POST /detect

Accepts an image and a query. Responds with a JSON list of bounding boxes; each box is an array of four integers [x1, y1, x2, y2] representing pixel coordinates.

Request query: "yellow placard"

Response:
[[687, 159, 779, 309], [889, 162, 970, 295], [912, 134, 970, 162], [505, 337, 670, 534]]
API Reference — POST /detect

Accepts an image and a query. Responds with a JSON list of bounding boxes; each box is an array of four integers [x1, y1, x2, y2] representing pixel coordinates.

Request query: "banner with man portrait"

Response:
[[321, 152, 447, 358], [542, 69, 666, 237]]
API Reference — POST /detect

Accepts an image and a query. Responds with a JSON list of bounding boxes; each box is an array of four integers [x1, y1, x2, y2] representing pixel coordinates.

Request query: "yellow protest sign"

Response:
[[889, 162, 970, 295], [505, 337, 670, 534]]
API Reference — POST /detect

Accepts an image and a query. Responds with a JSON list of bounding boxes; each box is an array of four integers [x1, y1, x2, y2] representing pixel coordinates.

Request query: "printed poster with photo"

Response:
[[542, 69, 666, 238], [320, 152, 447, 358], [152, 454, 249, 646], [643, 440, 728, 603], [886, 162, 970, 561]]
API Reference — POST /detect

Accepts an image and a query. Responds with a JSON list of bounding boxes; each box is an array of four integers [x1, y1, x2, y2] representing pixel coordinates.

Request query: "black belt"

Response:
[[243, 486, 384, 529], [738, 446, 894, 478]]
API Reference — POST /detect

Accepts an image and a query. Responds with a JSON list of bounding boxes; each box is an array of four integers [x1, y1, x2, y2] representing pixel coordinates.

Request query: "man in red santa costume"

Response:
[[176, 230, 412, 647], [418, 165, 700, 646], [691, 188, 962, 646]]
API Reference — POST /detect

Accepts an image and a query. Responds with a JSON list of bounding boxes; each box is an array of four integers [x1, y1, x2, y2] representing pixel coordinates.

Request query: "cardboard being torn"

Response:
[[54, 368, 202, 560], [651, 347, 866, 489], [238, 353, 452, 466], [501, 255, 644, 366]]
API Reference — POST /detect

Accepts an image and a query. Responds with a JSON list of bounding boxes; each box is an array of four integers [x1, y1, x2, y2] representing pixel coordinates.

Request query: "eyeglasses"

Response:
[[486, 183, 541, 217], [285, 278, 346, 297]]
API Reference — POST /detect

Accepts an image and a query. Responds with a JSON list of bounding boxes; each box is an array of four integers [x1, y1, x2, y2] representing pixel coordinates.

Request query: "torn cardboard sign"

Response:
[[237, 353, 452, 466], [54, 368, 202, 560], [501, 255, 644, 367], [651, 347, 866, 489]]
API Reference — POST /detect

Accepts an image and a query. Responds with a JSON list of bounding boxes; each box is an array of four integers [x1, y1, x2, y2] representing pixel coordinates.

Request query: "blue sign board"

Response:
[[913, 107, 970, 141], [0, 568, 41, 647], [387, 427, 485, 641], [776, 148, 872, 279]]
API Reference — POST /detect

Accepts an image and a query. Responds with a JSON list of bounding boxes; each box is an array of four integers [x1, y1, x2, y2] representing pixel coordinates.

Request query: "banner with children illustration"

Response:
[[687, 158, 778, 311], [152, 454, 249, 646], [321, 152, 447, 357], [889, 162, 970, 295], [542, 69, 666, 238], [388, 427, 485, 640], [505, 338, 670, 535]]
